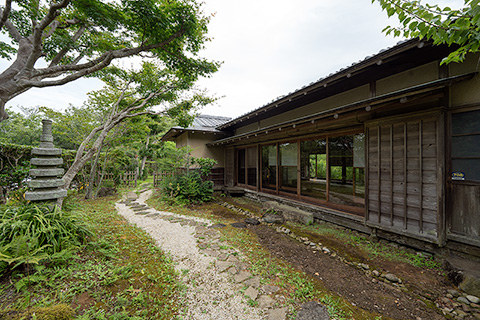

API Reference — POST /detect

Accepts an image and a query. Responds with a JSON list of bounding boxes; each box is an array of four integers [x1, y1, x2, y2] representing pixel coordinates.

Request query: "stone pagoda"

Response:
[[25, 119, 67, 202]]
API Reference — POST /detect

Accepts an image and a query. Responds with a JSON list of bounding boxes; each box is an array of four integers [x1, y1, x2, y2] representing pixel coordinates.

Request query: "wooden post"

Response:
[[377, 127, 381, 224], [390, 124, 394, 226], [403, 123, 408, 230], [419, 121, 424, 232]]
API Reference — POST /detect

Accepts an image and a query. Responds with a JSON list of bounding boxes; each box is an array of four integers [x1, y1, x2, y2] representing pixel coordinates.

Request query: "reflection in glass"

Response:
[[247, 147, 257, 186], [301, 140, 327, 200], [261, 145, 276, 190], [328, 135, 364, 208], [279, 143, 297, 194]]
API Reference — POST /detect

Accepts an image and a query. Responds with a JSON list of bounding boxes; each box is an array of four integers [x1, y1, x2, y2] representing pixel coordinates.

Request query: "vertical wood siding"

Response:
[[366, 114, 440, 241]]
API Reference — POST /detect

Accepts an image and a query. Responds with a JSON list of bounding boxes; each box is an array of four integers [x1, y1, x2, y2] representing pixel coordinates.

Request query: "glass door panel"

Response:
[[261, 145, 276, 190]]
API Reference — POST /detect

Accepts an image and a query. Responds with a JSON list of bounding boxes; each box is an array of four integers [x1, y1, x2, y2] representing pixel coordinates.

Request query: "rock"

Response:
[[458, 297, 471, 305], [244, 276, 260, 288], [296, 301, 330, 320], [372, 270, 381, 277], [209, 223, 226, 228], [385, 273, 400, 283], [258, 295, 276, 308], [262, 212, 285, 224], [244, 286, 259, 300], [467, 295, 480, 304], [268, 307, 288, 320], [359, 263, 370, 270], [456, 309, 468, 318], [234, 271, 251, 283], [245, 218, 260, 225], [448, 289, 461, 297], [445, 256, 480, 296], [215, 261, 233, 273], [96, 187, 117, 197], [473, 312, 480, 320], [126, 192, 138, 201], [138, 188, 149, 193], [230, 222, 247, 228], [322, 247, 331, 254], [263, 285, 280, 295]]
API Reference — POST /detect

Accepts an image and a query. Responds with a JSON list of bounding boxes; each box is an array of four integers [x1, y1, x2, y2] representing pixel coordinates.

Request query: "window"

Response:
[[261, 145, 277, 190], [328, 135, 365, 207], [247, 147, 257, 186], [301, 139, 327, 199], [279, 142, 297, 194], [451, 109, 480, 182]]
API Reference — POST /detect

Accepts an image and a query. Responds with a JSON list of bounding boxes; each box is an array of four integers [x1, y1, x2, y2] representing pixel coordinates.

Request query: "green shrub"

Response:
[[0, 204, 93, 276], [160, 157, 217, 205]]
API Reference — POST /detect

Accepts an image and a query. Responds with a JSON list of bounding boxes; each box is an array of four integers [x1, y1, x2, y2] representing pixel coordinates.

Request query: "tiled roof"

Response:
[[189, 114, 232, 131]]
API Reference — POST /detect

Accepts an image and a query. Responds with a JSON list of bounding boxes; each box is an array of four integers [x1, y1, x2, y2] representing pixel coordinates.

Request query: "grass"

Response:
[[147, 190, 383, 320], [0, 193, 181, 320], [288, 221, 441, 270]]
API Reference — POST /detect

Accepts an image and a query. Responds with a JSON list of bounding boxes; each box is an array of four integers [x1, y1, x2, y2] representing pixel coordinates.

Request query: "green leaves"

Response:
[[374, 0, 480, 64]]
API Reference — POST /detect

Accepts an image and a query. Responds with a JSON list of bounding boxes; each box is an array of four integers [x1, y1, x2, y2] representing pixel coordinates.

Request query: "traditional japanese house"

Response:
[[161, 114, 231, 187], [166, 39, 480, 257]]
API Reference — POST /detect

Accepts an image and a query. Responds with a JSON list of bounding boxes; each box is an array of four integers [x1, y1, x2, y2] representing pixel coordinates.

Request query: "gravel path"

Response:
[[115, 190, 269, 320]]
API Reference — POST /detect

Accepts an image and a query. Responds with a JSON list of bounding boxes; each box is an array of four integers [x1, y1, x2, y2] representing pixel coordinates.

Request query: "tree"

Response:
[[0, 0, 218, 121], [374, 0, 480, 64], [0, 106, 42, 145], [60, 61, 214, 202]]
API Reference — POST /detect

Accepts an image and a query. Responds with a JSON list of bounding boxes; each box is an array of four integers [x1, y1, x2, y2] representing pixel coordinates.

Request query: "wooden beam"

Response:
[[390, 124, 394, 226], [419, 121, 424, 232], [378, 126, 382, 224], [403, 123, 408, 230]]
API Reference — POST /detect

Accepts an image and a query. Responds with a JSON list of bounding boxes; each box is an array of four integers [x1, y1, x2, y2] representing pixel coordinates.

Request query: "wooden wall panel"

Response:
[[366, 113, 441, 242]]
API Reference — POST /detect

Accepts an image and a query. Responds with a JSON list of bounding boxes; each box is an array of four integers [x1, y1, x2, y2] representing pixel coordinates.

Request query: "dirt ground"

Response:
[[207, 196, 456, 320]]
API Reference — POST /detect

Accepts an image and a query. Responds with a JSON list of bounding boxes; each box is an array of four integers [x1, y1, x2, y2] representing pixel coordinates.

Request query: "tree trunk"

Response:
[[139, 134, 150, 178], [94, 144, 111, 198], [85, 142, 103, 199]]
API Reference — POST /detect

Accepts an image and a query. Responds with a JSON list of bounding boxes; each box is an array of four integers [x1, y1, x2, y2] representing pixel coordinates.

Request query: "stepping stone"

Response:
[[217, 253, 228, 261], [133, 207, 148, 212], [215, 260, 233, 273], [127, 202, 139, 206], [231, 222, 247, 228], [227, 255, 239, 263], [203, 249, 218, 257], [126, 192, 138, 201], [135, 211, 149, 215], [296, 301, 330, 320], [258, 295, 276, 309], [227, 266, 238, 275], [245, 218, 260, 225], [139, 188, 149, 193], [268, 307, 288, 320], [263, 285, 280, 295], [244, 286, 258, 300], [244, 276, 260, 288], [234, 271, 251, 283]]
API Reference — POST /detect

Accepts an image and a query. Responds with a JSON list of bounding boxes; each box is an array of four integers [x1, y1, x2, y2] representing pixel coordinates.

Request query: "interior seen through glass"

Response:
[[244, 133, 365, 209]]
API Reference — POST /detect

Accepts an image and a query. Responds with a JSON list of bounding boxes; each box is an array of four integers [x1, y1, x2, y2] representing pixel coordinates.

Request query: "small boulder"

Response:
[[262, 212, 285, 224], [296, 301, 330, 320], [231, 222, 247, 228], [245, 218, 260, 225], [97, 187, 117, 197], [384, 273, 400, 283]]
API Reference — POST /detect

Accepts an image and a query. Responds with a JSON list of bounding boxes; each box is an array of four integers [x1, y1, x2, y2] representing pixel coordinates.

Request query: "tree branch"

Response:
[[49, 25, 87, 67], [0, 0, 12, 30], [32, 28, 186, 79], [25, 0, 71, 73], [0, 8, 22, 42]]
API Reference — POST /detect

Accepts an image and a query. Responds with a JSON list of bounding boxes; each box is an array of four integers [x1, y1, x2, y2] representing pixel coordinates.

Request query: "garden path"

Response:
[[115, 189, 288, 320]]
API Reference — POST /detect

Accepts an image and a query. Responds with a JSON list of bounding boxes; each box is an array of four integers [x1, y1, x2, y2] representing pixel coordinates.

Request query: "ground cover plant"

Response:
[[147, 190, 382, 320], [0, 193, 180, 319]]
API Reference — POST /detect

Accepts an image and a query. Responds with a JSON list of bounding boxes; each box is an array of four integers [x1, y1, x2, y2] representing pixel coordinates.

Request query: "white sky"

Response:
[[4, 0, 463, 119]]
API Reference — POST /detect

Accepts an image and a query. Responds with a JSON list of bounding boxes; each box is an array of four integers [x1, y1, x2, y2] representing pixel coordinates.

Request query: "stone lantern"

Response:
[[25, 119, 67, 202]]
